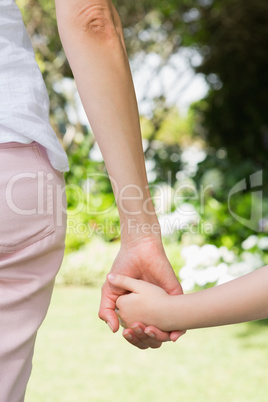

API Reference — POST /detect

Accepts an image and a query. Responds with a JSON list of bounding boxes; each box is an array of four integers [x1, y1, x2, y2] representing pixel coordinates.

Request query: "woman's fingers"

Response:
[[122, 324, 163, 349], [122, 329, 149, 349], [98, 281, 120, 333], [143, 326, 172, 342]]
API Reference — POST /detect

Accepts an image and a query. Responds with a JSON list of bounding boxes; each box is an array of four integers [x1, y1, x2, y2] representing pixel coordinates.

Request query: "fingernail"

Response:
[[132, 325, 142, 335], [107, 321, 114, 332], [107, 274, 115, 282], [124, 334, 132, 341], [144, 330, 155, 338]]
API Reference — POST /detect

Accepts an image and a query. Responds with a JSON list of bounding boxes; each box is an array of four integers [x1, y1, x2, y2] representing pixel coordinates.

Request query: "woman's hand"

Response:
[[99, 236, 186, 349]]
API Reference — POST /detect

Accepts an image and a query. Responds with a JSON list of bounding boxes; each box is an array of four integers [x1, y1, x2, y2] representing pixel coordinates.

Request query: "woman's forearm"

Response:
[[55, 0, 159, 242], [167, 266, 268, 331]]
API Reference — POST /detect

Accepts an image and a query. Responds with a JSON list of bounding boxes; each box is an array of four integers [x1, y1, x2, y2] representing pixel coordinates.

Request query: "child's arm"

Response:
[[108, 266, 268, 331]]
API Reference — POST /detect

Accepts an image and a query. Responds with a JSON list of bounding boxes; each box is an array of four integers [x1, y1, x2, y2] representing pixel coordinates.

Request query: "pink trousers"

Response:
[[0, 142, 67, 402]]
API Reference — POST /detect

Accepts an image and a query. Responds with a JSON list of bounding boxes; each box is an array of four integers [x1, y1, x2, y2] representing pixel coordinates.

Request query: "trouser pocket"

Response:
[[0, 142, 55, 253]]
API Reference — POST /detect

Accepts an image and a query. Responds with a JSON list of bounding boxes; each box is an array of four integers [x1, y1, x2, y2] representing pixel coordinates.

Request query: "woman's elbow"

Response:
[[80, 5, 116, 37], [58, 1, 120, 41]]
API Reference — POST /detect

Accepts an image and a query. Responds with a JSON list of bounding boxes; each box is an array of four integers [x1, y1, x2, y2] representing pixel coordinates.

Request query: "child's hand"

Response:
[[107, 274, 171, 331]]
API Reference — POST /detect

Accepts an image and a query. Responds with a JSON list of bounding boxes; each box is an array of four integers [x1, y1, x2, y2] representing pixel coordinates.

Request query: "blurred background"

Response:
[[17, 0, 268, 400]]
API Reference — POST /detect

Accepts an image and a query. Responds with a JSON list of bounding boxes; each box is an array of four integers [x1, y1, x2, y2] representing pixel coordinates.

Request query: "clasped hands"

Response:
[[98, 236, 185, 349]]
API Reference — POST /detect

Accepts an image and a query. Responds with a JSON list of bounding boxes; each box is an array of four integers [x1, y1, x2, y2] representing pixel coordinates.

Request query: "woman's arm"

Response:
[[55, 0, 158, 239], [54, 0, 184, 348], [111, 266, 268, 331]]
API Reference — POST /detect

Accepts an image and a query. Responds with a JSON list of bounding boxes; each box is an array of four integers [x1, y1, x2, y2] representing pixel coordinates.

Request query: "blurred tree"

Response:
[[189, 0, 268, 167], [115, 0, 268, 167]]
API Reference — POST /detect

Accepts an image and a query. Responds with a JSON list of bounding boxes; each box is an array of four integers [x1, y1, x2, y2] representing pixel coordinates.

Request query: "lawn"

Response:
[[25, 286, 268, 402]]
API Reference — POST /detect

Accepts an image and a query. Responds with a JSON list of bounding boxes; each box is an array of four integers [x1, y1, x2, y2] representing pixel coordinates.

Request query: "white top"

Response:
[[0, 0, 69, 172]]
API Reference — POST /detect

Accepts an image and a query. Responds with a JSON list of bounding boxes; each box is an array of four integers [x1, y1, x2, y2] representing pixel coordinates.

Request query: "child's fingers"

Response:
[[107, 274, 145, 293]]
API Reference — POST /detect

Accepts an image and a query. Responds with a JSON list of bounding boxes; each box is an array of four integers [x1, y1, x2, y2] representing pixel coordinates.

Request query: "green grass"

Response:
[[26, 286, 268, 402]]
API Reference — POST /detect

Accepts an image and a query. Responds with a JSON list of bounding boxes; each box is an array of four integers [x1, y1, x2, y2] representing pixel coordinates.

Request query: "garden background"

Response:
[[16, 0, 268, 400]]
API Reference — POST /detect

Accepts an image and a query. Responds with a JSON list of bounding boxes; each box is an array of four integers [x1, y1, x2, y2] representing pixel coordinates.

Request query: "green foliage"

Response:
[[57, 237, 120, 286], [63, 132, 121, 248]]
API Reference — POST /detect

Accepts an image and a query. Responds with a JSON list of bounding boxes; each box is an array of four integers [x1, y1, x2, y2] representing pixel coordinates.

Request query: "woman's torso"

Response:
[[0, 0, 69, 172]]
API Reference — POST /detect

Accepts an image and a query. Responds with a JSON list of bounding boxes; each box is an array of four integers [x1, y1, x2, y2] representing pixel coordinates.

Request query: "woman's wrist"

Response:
[[120, 215, 161, 244], [118, 186, 162, 243]]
